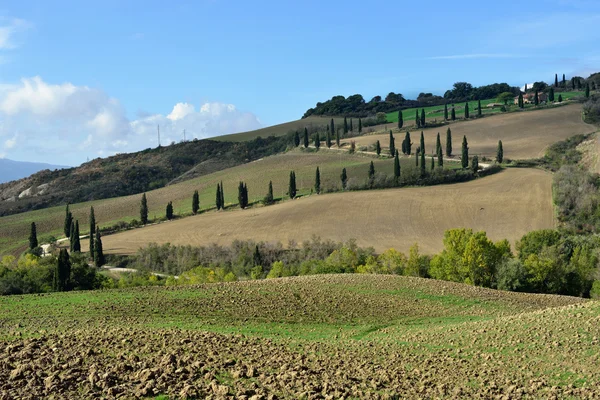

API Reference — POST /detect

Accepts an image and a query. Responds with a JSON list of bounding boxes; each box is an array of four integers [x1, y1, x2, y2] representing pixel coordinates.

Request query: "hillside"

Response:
[[0, 159, 69, 184], [0, 274, 595, 398], [89, 168, 554, 255]]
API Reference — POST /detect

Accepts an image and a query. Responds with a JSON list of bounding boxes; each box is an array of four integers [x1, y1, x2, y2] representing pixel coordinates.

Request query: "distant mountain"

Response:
[[0, 158, 69, 184]]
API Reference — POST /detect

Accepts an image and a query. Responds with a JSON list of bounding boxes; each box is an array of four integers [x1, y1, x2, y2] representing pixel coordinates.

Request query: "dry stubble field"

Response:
[[92, 168, 555, 255], [0, 274, 598, 399], [353, 103, 595, 159]]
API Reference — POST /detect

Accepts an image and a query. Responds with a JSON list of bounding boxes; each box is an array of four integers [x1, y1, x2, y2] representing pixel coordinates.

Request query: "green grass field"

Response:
[[0, 275, 597, 398]]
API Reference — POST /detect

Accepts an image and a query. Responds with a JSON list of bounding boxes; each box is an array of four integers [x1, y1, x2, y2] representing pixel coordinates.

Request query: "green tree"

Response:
[[389, 131, 395, 157], [341, 168, 348, 190], [562, 73, 566, 87], [436, 132, 441, 156], [446, 127, 452, 157], [54, 249, 71, 291], [216, 183, 222, 210], [497, 92, 515, 105], [238, 182, 249, 209], [415, 109, 420, 128], [524, 83, 528, 92], [497, 140, 503, 163], [192, 190, 200, 214], [477, 99, 482, 116], [555, 73, 558, 87], [394, 150, 401, 183], [444, 103, 448, 120], [343, 117, 348, 135], [437, 144, 443, 167], [314, 132, 320, 150], [326, 130, 332, 148], [264, 180, 274, 204], [397, 110, 403, 129], [350, 118, 354, 132], [94, 227, 105, 268], [29, 222, 38, 250], [358, 118, 362, 133], [534, 90, 539, 105], [289, 171, 297, 199], [220, 181, 225, 209], [404, 131, 412, 155], [330, 119, 335, 137], [368, 161, 375, 179], [518, 92, 524, 108], [464, 102, 470, 118], [140, 194, 148, 224], [376, 140, 381, 156], [303, 127, 309, 148], [471, 155, 479, 173], [431, 156, 435, 171], [64, 204, 73, 238], [420, 108, 425, 127], [89, 206, 96, 257], [335, 129, 340, 148], [294, 131, 300, 147], [69, 221, 75, 252], [549, 87, 555, 102], [558, 94, 563, 103], [461, 135, 469, 168], [73, 221, 81, 252], [420, 131, 425, 156], [315, 167, 321, 194], [166, 201, 174, 220], [420, 149, 426, 176], [415, 149, 419, 166], [586, 83, 590, 98], [451, 107, 456, 121]]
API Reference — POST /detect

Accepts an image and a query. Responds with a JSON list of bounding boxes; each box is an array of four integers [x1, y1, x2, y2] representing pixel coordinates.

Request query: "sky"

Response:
[[0, 0, 599, 166]]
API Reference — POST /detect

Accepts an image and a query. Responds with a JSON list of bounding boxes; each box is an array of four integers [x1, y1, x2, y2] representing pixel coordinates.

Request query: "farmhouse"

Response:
[[514, 92, 548, 104]]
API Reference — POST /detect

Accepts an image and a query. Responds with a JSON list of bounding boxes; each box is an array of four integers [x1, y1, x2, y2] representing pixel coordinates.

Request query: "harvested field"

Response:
[[0, 274, 596, 399], [354, 104, 595, 160], [91, 168, 555, 255]]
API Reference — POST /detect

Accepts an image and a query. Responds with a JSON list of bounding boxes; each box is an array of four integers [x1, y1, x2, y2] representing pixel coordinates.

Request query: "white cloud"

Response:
[[0, 76, 263, 165], [0, 18, 31, 50]]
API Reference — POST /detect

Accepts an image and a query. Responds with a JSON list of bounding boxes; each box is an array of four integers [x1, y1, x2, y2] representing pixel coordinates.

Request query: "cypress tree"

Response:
[[64, 205, 72, 238], [69, 221, 75, 252], [94, 227, 105, 268], [444, 103, 448, 120], [436, 132, 441, 156], [477, 100, 482, 117], [314, 132, 320, 150], [471, 155, 479, 173], [464, 102, 470, 118], [446, 128, 452, 157], [461, 136, 469, 168], [404, 131, 412, 155], [358, 118, 362, 133], [341, 168, 348, 190], [451, 107, 456, 121], [578, 79, 582, 90], [326, 130, 332, 148], [368, 161, 375, 179], [571, 77, 575, 90], [216, 183, 222, 210], [343, 117, 348, 135], [562, 74, 566, 87], [315, 167, 321, 194], [54, 249, 71, 291], [350, 118, 354, 132], [437, 145, 444, 167], [497, 140, 503, 163], [303, 127, 309, 148], [555, 73, 558, 87], [394, 150, 401, 183], [166, 201, 174, 219], [534, 90, 539, 105], [586, 83, 590, 98], [525, 83, 528, 92], [420, 108, 425, 127], [192, 190, 200, 214], [265, 181, 274, 204], [401, 136, 406, 155], [415, 109, 420, 128], [220, 181, 225, 209], [518, 92, 524, 108], [294, 131, 300, 147], [431, 156, 435, 171], [335, 129, 340, 148], [72, 221, 81, 252], [420, 149, 426, 176], [558, 94, 563, 103], [416, 149, 419, 166], [330, 119, 335, 137], [140, 194, 148, 224], [376, 140, 381, 156], [398, 110, 403, 129], [389, 131, 395, 157], [29, 222, 38, 250], [89, 207, 96, 258], [549, 87, 555, 102], [289, 171, 297, 199], [238, 182, 246, 208], [420, 131, 425, 156]]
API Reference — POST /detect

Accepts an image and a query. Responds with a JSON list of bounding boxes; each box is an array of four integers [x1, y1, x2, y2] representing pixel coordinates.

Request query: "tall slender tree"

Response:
[[461, 136, 469, 168], [303, 127, 309, 148], [562, 74, 566, 88], [265, 181, 274, 204], [238, 182, 249, 209], [398, 110, 403, 129], [415, 149, 419, 166], [350, 118, 354, 132], [415, 109, 420, 128], [140, 194, 148, 225], [464, 102, 470, 118], [294, 131, 300, 147], [368, 161, 375, 179], [54, 249, 71, 291], [216, 183, 222, 210], [451, 107, 456, 121], [444, 103, 449, 120], [89, 206, 96, 257], [73, 221, 81, 252], [330, 119, 335, 137], [166, 201, 174, 220], [376, 140, 381, 156], [389, 131, 395, 157], [446, 127, 452, 157], [341, 168, 348, 190], [420, 149, 426, 176], [394, 150, 401, 184], [437, 144, 443, 167], [64, 204, 73, 238], [471, 155, 479, 173], [404, 131, 412, 155], [586, 83, 590, 98], [420, 108, 425, 127], [420, 131, 425, 156], [436, 132, 441, 156], [289, 171, 297, 199], [326, 130, 332, 148], [315, 167, 321, 194], [314, 132, 321, 150], [549, 87, 555, 102], [477, 100, 482, 117], [335, 129, 340, 148], [518, 92, 524, 108], [497, 140, 503, 163], [94, 227, 105, 268], [534, 90, 539, 105], [343, 117, 348, 135], [555, 73, 558, 87], [69, 221, 75, 252], [220, 181, 225, 208], [525, 83, 528, 92], [431, 156, 435, 171], [29, 222, 38, 250], [358, 118, 362, 133], [192, 190, 200, 214]]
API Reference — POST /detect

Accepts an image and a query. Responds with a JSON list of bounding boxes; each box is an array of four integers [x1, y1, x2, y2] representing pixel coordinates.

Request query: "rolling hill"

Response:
[[0, 158, 69, 184]]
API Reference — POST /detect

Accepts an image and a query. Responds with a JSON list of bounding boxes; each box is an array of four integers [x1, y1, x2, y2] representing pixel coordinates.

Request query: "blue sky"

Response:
[[0, 0, 599, 165]]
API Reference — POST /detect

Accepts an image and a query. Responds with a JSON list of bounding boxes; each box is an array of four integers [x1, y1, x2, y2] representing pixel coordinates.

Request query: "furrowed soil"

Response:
[[90, 168, 555, 255], [354, 104, 594, 160], [0, 275, 597, 399]]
